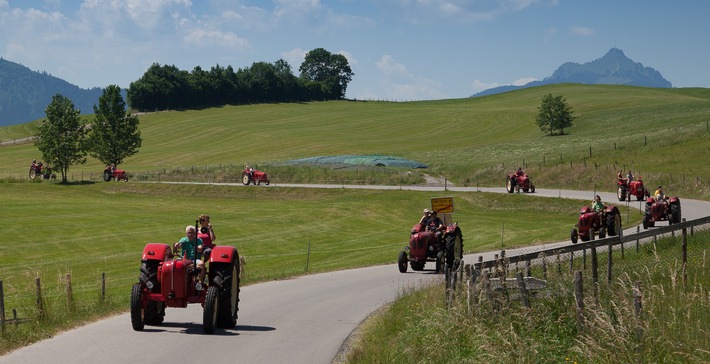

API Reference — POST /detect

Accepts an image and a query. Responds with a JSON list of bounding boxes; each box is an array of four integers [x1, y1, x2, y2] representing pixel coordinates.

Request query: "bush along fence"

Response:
[[0, 273, 108, 332]]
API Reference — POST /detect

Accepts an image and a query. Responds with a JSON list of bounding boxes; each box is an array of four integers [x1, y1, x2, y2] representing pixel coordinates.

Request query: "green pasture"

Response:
[[1, 84, 709, 199]]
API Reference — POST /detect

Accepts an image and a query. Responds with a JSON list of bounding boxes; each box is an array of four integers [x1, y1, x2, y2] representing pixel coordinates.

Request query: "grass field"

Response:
[[0, 83, 708, 355]]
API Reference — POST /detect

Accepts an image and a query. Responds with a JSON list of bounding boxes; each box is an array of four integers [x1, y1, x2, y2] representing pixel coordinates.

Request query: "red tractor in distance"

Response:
[[506, 169, 535, 193], [103, 165, 128, 182], [570, 204, 622, 244], [398, 222, 463, 274], [29, 161, 56, 180], [642, 196, 681, 229], [617, 176, 648, 201], [130, 234, 241, 334], [241, 167, 270, 185]]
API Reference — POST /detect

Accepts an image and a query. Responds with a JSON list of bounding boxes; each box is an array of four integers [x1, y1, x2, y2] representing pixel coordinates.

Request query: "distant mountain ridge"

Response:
[[474, 48, 672, 97], [0, 58, 103, 126]]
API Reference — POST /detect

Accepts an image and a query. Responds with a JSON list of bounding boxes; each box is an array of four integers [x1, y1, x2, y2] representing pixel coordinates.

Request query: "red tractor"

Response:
[[642, 196, 681, 229], [241, 167, 270, 185], [103, 166, 128, 182], [397, 222, 463, 273], [617, 176, 648, 201], [29, 161, 56, 180], [506, 170, 535, 193], [570, 205, 622, 244], [130, 237, 241, 334]]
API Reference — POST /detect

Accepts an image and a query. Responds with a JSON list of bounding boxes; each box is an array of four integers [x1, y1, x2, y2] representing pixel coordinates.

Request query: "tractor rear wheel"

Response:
[[241, 173, 251, 185], [214, 257, 240, 328], [505, 177, 514, 193], [606, 212, 622, 236], [203, 286, 219, 334], [570, 229, 578, 244], [670, 201, 681, 224], [397, 251, 408, 273], [130, 283, 145, 331], [29, 168, 37, 179], [617, 185, 626, 201], [103, 170, 111, 182], [642, 215, 649, 229]]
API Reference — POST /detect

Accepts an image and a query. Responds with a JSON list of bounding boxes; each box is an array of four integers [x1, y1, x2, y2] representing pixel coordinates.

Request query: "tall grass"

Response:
[[342, 229, 710, 363]]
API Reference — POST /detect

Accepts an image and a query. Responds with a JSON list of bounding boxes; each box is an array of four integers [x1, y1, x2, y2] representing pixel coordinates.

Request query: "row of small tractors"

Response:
[[571, 175, 682, 244]]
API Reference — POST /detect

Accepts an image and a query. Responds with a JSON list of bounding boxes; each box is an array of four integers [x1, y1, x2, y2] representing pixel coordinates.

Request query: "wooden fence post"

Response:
[[607, 241, 613, 285], [574, 271, 585, 333], [633, 281, 644, 346], [682, 219, 687, 288], [516, 272, 530, 308], [35, 277, 44, 320], [591, 246, 598, 284], [66, 273, 74, 313], [636, 226, 640, 252], [569, 251, 574, 273], [525, 260, 531, 277], [1, 280, 5, 333]]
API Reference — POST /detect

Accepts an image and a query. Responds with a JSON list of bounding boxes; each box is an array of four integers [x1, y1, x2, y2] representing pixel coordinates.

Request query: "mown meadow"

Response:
[[1, 84, 709, 356]]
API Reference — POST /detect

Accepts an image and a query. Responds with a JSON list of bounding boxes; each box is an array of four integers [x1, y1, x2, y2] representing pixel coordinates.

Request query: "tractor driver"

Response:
[[592, 195, 605, 213], [418, 208, 431, 226], [427, 210, 444, 240], [174, 226, 205, 287]]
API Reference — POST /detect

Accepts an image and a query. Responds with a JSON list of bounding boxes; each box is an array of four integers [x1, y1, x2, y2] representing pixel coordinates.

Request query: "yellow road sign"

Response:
[[431, 197, 454, 214]]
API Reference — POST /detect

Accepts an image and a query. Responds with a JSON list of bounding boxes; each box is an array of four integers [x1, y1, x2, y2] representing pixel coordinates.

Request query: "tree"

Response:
[[87, 85, 142, 167], [536, 93, 575, 135], [34, 94, 88, 183], [299, 48, 354, 100]]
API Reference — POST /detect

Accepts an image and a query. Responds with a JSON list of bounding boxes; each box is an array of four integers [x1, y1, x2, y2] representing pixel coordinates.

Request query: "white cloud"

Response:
[[512, 77, 537, 86], [375, 55, 445, 100], [183, 27, 250, 49], [471, 79, 499, 94], [570, 26, 594, 36]]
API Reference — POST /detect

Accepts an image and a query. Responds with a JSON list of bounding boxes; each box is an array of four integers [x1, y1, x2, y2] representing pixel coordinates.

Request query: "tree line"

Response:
[[127, 48, 354, 111]]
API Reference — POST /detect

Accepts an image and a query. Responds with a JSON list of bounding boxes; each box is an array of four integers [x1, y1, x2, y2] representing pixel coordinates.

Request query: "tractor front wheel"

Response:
[[617, 185, 626, 201], [397, 250, 408, 273], [505, 177, 514, 193], [130, 283, 145, 331], [203, 286, 219, 334], [570, 229, 578, 244]]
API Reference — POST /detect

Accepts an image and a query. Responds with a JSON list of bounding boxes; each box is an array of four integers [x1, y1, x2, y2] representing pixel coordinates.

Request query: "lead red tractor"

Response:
[[642, 196, 681, 229], [241, 168, 270, 185], [506, 170, 535, 193], [29, 161, 56, 180], [570, 204, 622, 244], [130, 236, 241, 334], [617, 176, 648, 201], [397, 222, 463, 274], [103, 166, 128, 182]]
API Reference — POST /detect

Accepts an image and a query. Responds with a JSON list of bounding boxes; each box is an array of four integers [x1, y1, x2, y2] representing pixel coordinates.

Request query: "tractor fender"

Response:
[[142, 243, 173, 261], [209, 245, 238, 264]]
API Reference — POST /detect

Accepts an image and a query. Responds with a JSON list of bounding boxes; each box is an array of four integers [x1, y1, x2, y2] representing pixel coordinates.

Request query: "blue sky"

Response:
[[1, 0, 708, 101]]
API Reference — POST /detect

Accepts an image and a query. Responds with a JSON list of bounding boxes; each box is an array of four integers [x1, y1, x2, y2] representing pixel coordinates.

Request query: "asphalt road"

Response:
[[2, 185, 708, 364]]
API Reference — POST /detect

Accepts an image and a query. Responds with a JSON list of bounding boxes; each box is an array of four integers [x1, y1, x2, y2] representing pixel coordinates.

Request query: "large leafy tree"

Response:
[[34, 94, 88, 183], [299, 48, 354, 100], [88, 85, 142, 167], [536, 93, 575, 135]]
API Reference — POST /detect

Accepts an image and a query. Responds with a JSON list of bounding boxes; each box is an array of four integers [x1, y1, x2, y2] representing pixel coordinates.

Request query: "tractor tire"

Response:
[[599, 228, 606, 239], [241, 173, 251, 186], [670, 201, 681, 224], [203, 286, 219, 334], [123, 173, 128, 182], [435, 251, 444, 274], [265, 180, 270, 186], [606, 212, 622, 236], [130, 283, 145, 331], [570, 229, 578, 244], [505, 177, 514, 193], [214, 257, 240, 328], [397, 250, 408, 273], [617, 185, 626, 201], [642, 215, 649, 230], [29, 168, 37, 179], [444, 234, 463, 271], [103, 171, 111, 182], [530, 184, 535, 193], [144, 301, 164, 325], [410, 261, 425, 271]]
